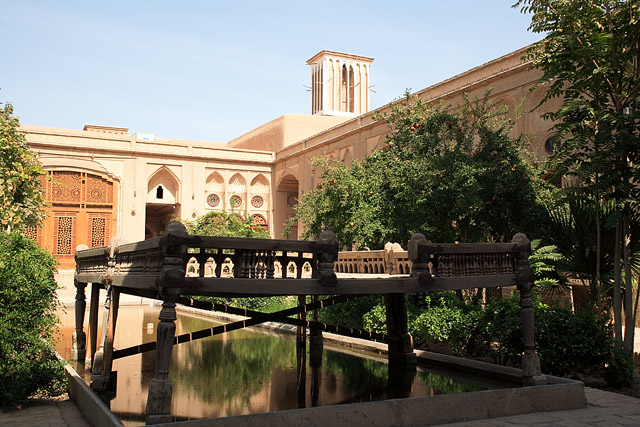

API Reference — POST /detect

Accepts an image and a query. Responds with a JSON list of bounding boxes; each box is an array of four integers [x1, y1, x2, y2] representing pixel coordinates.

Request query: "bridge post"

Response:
[[385, 293, 416, 365], [146, 222, 188, 425], [71, 274, 87, 361], [310, 295, 323, 407], [512, 233, 547, 386], [316, 230, 338, 286], [88, 282, 100, 370], [90, 239, 121, 393]]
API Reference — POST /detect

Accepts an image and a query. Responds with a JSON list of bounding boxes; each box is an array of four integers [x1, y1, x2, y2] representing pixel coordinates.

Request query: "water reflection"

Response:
[[56, 306, 501, 426]]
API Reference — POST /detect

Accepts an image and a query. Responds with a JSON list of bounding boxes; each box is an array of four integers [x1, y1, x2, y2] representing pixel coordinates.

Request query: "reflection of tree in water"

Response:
[[323, 351, 387, 396], [323, 350, 487, 398], [416, 371, 486, 394], [170, 330, 297, 408]]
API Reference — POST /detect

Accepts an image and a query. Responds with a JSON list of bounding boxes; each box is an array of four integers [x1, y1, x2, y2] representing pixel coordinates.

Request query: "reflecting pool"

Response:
[[56, 305, 510, 426]]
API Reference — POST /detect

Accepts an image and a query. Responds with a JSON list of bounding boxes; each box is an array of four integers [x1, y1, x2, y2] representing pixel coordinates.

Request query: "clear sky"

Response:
[[0, 1, 541, 143]]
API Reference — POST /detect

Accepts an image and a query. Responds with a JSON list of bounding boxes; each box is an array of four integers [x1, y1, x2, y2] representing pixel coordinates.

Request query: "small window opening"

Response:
[[545, 137, 561, 155], [156, 185, 164, 199]]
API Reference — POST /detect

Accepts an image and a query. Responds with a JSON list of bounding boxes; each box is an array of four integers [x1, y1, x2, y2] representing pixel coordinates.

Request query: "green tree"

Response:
[[0, 103, 47, 233], [289, 93, 555, 249], [515, 0, 640, 355], [183, 210, 270, 239]]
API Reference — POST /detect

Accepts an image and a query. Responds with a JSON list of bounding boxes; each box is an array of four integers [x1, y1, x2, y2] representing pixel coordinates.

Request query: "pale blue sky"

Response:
[[0, 1, 540, 143]]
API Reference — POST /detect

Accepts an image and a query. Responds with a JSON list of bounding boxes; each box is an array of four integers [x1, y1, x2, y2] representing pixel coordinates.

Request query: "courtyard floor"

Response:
[[1, 386, 639, 427]]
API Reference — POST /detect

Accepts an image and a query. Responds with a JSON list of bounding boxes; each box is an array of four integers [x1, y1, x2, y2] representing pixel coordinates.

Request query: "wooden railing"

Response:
[[75, 225, 339, 294], [336, 246, 411, 275]]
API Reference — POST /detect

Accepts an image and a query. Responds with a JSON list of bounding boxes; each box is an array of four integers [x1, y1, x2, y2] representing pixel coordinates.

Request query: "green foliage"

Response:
[[529, 238, 569, 297], [605, 348, 634, 388], [182, 210, 270, 239], [480, 294, 613, 377], [361, 303, 387, 334], [0, 232, 67, 409], [410, 293, 487, 357], [535, 306, 613, 377], [515, 0, 640, 195], [544, 194, 640, 310], [0, 103, 47, 233], [290, 93, 555, 248], [318, 295, 383, 330], [407, 291, 615, 379], [515, 0, 640, 352]]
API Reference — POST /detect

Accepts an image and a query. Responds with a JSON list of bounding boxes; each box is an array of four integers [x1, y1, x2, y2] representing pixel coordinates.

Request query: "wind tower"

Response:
[[307, 51, 374, 117]]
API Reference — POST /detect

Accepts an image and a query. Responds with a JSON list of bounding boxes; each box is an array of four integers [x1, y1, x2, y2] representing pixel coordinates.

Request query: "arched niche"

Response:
[[206, 171, 225, 192], [341, 147, 354, 166], [229, 172, 247, 192], [147, 167, 179, 204], [250, 173, 270, 189]]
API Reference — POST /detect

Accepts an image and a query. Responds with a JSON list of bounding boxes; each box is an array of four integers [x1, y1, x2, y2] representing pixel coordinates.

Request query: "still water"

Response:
[[56, 305, 508, 426]]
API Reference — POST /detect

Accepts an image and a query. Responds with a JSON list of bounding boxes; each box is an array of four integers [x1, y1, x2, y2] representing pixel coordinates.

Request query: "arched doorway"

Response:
[[276, 173, 299, 239], [146, 167, 180, 239]]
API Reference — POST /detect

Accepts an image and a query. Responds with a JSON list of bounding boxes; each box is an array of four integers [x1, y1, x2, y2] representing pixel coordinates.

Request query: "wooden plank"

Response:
[[76, 273, 106, 284], [111, 275, 160, 289], [75, 246, 108, 259], [172, 235, 317, 252], [114, 236, 162, 254], [178, 275, 518, 296], [420, 243, 517, 254]]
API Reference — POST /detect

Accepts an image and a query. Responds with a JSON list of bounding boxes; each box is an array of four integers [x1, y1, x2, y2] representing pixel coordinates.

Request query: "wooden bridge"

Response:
[[71, 222, 546, 425]]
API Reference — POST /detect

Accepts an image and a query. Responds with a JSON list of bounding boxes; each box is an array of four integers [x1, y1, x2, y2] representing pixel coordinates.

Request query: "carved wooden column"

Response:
[[512, 233, 547, 386], [91, 283, 110, 384], [314, 230, 338, 287], [309, 295, 322, 407], [408, 232, 434, 285], [87, 282, 100, 370], [71, 274, 87, 361], [385, 293, 416, 366], [146, 222, 188, 425], [296, 295, 307, 408]]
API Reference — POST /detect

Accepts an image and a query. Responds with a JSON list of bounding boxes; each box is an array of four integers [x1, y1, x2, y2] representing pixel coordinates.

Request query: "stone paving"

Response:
[[1, 387, 638, 427], [0, 395, 89, 427], [446, 388, 640, 427]]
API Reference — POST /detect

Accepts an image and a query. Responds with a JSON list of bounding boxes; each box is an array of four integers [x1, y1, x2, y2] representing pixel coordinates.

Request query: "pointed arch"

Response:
[[206, 171, 225, 190], [229, 172, 247, 189], [277, 168, 299, 188], [250, 174, 270, 188], [341, 147, 353, 166], [147, 166, 180, 203]]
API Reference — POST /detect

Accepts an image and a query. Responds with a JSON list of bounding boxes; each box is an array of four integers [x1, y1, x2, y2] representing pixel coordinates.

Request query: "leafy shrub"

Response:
[[319, 295, 383, 330], [362, 303, 387, 334], [0, 232, 67, 410], [481, 293, 613, 378], [408, 291, 616, 379], [604, 348, 634, 389], [535, 305, 613, 376], [410, 292, 487, 357]]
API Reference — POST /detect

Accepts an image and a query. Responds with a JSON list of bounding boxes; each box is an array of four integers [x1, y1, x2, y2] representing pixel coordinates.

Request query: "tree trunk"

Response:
[[614, 219, 623, 348], [623, 211, 634, 355]]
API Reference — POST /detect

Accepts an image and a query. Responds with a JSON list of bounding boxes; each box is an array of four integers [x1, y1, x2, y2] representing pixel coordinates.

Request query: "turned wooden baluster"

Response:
[[314, 230, 338, 287], [512, 233, 547, 386], [146, 222, 188, 425], [71, 274, 87, 361]]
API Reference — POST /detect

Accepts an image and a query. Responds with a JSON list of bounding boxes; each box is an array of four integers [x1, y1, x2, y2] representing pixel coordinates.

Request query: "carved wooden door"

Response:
[[37, 171, 117, 269]]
